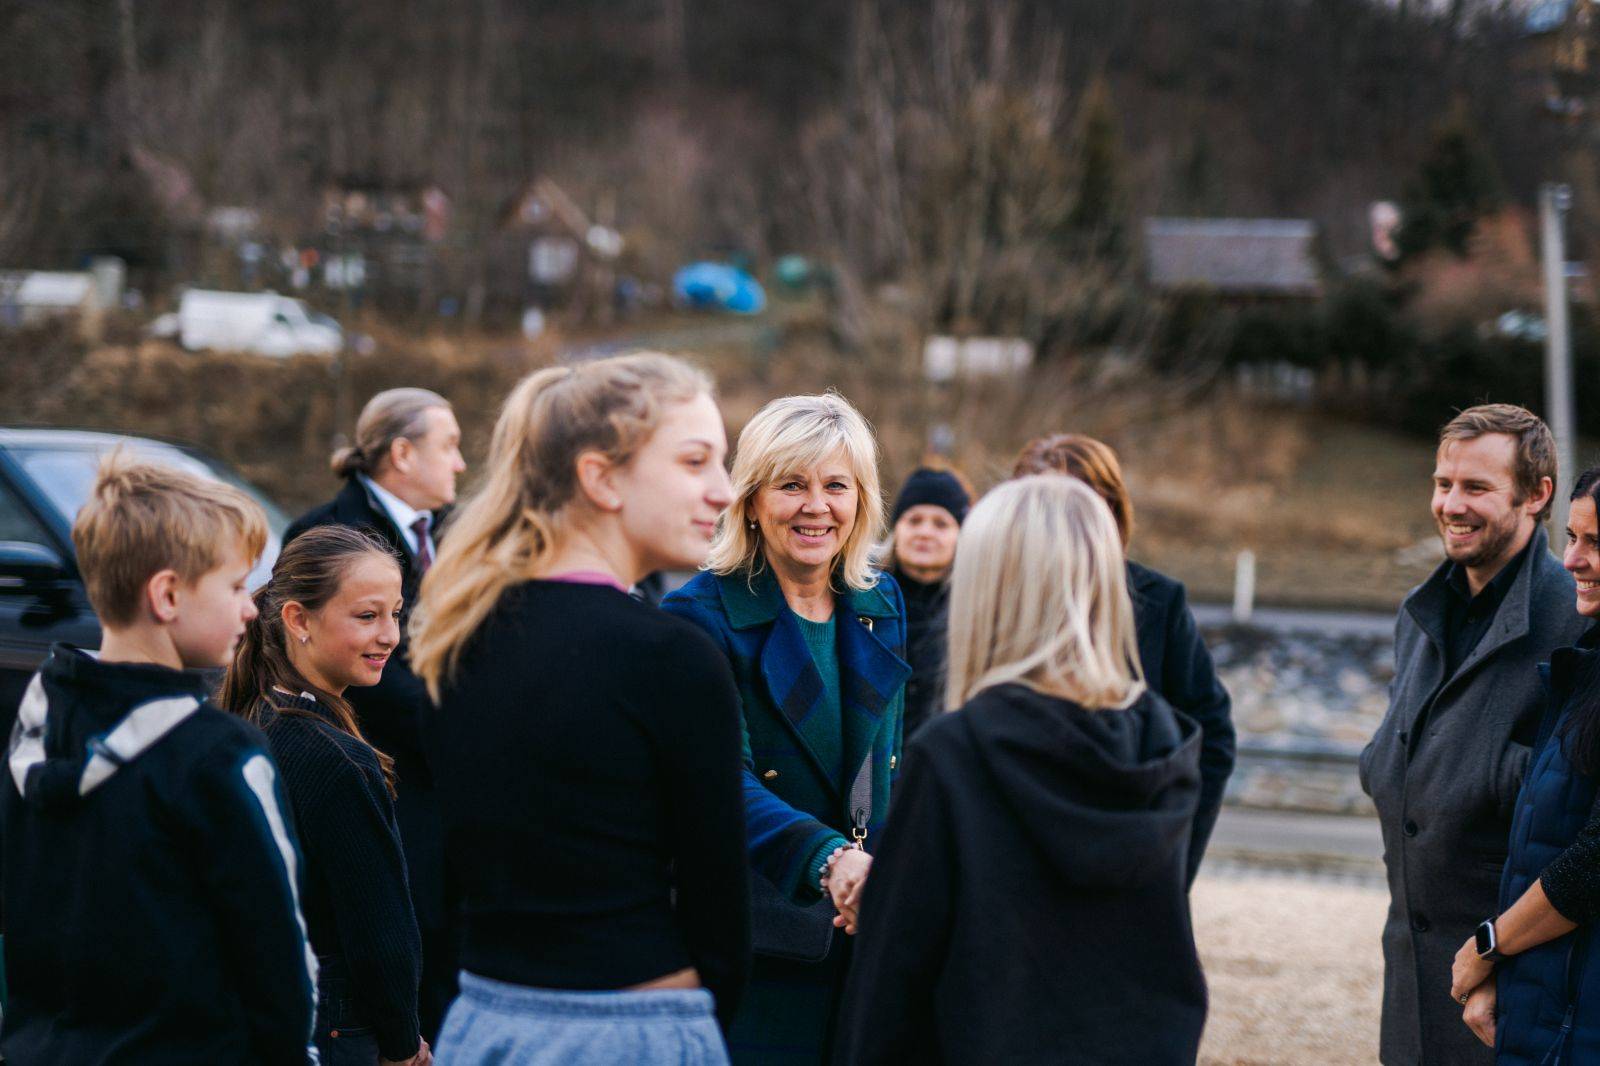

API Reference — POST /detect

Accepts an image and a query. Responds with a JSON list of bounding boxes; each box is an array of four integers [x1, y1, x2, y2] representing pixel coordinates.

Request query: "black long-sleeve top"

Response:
[[258, 694, 423, 1061], [422, 580, 751, 1028], [1544, 797, 1600, 924]]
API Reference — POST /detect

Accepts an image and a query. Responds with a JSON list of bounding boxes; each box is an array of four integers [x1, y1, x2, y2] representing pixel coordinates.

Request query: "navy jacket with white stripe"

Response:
[[0, 645, 318, 1064]]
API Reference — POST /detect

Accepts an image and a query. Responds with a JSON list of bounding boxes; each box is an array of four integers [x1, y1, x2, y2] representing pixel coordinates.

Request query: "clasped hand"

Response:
[[1451, 937, 1496, 1048], [821, 847, 872, 935]]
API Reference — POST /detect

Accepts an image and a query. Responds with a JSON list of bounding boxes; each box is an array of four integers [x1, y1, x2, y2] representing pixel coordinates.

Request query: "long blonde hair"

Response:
[[409, 353, 711, 700], [705, 392, 884, 591], [945, 475, 1145, 712]]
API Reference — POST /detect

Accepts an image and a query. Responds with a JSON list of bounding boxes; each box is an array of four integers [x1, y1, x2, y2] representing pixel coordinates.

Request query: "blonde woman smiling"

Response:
[[835, 476, 1208, 1065], [663, 393, 911, 1066]]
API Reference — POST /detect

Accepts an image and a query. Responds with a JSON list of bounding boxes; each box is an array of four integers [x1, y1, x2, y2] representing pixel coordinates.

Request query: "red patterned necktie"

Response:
[[410, 515, 432, 574]]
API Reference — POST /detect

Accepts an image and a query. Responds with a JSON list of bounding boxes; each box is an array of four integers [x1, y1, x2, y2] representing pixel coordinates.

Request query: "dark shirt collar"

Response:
[[1445, 534, 1535, 614]]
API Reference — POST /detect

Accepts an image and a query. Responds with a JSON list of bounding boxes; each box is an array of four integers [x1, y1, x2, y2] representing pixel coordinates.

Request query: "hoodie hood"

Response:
[[9, 645, 211, 810], [961, 682, 1201, 888]]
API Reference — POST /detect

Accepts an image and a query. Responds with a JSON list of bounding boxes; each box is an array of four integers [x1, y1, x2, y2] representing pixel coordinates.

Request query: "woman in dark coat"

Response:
[[885, 467, 970, 740], [219, 526, 428, 1066], [836, 474, 1206, 1065], [1450, 467, 1600, 1063], [1013, 432, 1234, 885], [664, 392, 911, 1066]]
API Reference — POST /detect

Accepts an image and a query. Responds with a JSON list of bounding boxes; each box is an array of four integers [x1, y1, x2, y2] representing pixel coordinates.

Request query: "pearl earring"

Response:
[[300, 635, 309, 645]]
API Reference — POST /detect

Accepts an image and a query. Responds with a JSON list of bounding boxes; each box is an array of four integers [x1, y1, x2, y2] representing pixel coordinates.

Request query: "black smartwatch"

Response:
[[1475, 918, 1503, 962]]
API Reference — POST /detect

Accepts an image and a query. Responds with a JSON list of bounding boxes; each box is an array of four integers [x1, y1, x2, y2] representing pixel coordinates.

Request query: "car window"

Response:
[[8, 444, 286, 589], [0, 477, 54, 549]]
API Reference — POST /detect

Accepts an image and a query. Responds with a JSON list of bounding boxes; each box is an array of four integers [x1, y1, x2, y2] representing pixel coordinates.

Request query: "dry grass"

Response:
[[1, 318, 1448, 607], [1193, 872, 1387, 1065]]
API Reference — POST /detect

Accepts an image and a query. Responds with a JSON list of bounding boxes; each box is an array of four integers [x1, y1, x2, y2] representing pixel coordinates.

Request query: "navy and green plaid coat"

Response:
[[663, 566, 910, 1065], [663, 566, 911, 897]]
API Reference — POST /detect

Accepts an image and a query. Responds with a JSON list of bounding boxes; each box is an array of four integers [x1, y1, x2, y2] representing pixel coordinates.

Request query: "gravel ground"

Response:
[[1193, 870, 1388, 1065]]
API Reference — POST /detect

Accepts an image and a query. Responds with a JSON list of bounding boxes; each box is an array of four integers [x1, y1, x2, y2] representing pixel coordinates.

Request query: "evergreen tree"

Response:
[[1067, 76, 1126, 256], [1395, 103, 1504, 261]]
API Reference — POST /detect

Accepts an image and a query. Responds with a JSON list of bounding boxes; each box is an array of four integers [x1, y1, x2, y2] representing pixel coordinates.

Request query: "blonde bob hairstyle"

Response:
[[410, 352, 712, 699], [945, 475, 1145, 713], [706, 392, 884, 591]]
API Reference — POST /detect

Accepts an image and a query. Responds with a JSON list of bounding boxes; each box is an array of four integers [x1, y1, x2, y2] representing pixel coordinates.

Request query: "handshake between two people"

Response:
[[820, 847, 874, 935]]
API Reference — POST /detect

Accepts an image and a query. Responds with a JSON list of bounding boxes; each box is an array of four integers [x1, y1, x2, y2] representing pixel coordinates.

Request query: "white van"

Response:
[[155, 290, 343, 357]]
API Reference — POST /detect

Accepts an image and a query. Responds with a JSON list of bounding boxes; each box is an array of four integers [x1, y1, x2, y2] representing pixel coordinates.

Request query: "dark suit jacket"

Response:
[[1128, 560, 1235, 886]]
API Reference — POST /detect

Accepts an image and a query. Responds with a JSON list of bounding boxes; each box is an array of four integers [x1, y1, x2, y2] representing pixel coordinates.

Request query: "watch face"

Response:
[[1476, 922, 1495, 955]]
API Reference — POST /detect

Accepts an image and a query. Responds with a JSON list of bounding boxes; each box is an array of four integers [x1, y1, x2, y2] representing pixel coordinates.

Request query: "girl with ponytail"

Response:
[[221, 526, 428, 1066], [410, 353, 750, 1065]]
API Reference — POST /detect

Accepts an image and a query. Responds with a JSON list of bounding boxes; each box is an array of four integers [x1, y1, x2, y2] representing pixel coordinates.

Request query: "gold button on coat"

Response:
[[762, 769, 779, 780]]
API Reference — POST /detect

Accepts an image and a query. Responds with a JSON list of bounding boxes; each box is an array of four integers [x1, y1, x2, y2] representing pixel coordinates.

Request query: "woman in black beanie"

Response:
[[886, 467, 970, 739]]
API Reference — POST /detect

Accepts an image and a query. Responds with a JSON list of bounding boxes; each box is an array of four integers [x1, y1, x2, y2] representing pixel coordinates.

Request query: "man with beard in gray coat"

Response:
[[1361, 404, 1585, 1065]]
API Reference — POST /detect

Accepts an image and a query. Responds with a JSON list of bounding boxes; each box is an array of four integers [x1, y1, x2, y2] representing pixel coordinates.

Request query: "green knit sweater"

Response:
[[794, 612, 851, 887]]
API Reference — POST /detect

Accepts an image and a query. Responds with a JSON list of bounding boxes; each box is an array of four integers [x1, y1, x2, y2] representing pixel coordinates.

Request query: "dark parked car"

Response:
[[0, 428, 288, 725]]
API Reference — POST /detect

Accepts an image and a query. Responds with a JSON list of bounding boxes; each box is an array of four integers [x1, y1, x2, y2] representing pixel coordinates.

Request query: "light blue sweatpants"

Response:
[[436, 971, 730, 1066]]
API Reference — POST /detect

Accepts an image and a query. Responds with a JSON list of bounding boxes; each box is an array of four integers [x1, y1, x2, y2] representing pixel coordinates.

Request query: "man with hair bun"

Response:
[[285, 386, 466, 1042], [1360, 403, 1586, 1065]]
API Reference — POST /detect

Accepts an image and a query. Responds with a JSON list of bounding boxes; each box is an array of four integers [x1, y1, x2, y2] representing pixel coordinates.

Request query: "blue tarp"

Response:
[[672, 262, 766, 314]]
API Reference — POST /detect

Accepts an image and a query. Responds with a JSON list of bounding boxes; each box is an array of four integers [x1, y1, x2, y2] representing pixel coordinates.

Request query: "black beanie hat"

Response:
[[892, 468, 970, 526]]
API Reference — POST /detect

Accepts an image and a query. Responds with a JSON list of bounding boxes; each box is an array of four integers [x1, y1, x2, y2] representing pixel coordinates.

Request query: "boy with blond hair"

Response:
[[1, 456, 318, 1064]]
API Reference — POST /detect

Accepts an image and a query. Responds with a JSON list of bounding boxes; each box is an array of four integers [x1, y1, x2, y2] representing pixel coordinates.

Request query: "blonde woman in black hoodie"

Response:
[[835, 475, 1206, 1066]]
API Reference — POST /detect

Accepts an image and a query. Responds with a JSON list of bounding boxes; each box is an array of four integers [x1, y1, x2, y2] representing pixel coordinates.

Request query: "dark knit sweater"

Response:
[[258, 694, 422, 1061], [423, 581, 751, 1028], [1539, 790, 1600, 924]]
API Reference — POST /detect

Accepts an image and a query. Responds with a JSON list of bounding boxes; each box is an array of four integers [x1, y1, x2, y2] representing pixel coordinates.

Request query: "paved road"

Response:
[[1207, 805, 1383, 880], [1191, 601, 1394, 637]]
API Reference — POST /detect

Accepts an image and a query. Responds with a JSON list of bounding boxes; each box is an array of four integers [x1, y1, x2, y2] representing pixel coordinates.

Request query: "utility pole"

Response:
[[1542, 182, 1576, 539]]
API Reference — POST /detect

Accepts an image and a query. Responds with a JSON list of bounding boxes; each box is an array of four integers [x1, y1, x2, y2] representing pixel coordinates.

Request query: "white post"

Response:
[[1232, 549, 1256, 624], [1542, 182, 1576, 540]]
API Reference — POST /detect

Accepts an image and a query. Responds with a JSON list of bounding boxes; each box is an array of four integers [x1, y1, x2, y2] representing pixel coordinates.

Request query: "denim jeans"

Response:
[[436, 971, 729, 1065], [316, 955, 380, 1066]]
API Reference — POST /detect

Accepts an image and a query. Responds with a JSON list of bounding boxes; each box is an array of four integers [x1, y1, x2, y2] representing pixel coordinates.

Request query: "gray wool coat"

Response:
[[1360, 527, 1585, 1066]]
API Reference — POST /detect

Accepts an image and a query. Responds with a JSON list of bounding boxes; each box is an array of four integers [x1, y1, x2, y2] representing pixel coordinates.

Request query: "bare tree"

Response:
[[797, 0, 1141, 361]]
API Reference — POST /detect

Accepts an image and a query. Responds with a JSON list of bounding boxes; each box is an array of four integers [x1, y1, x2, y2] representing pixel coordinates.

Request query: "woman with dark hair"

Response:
[[1012, 433, 1234, 885], [1451, 467, 1600, 1063], [219, 525, 428, 1066], [886, 467, 970, 739]]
